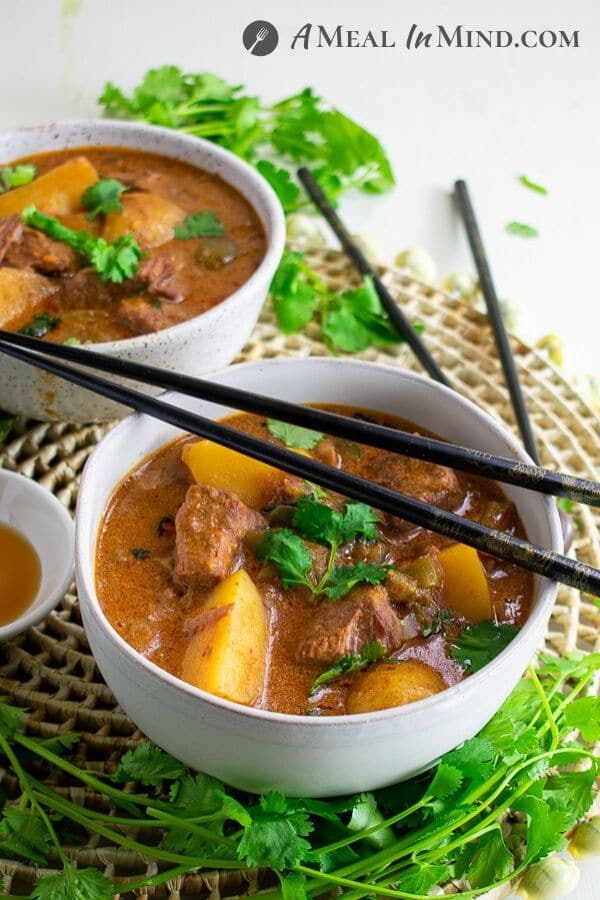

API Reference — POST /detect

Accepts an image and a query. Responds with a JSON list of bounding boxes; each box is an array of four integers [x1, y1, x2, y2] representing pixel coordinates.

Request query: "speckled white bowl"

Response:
[[0, 120, 286, 421], [76, 358, 562, 797]]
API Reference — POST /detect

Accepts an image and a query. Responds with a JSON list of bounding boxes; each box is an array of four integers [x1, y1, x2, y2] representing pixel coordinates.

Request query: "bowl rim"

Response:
[[0, 118, 286, 352], [0, 468, 75, 640], [76, 357, 562, 728]]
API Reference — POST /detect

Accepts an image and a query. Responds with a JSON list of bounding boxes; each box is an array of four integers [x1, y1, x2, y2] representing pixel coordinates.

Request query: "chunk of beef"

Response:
[[0, 215, 23, 263], [313, 439, 341, 468], [4, 226, 78, 274], [296, 585, 410, 665], [59, 268, 117, 309], [126, 253, 183, 302], [392, 635, 463, 687], [371, 453, 460, 509], [175, 484, 267, 587], [115, 297, 171, 335]]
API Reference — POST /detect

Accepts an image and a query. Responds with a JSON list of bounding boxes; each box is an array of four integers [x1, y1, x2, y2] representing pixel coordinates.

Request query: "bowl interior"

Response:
[[0, 471, 75, 640], [76, 357, 562, 719]]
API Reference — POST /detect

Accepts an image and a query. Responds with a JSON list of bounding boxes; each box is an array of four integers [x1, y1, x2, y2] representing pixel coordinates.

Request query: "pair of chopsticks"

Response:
[[0, 330, 599, 595]]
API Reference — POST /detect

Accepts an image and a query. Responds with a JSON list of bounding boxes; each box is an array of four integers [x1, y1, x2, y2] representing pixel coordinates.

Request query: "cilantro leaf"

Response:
[[238, 791, 313, 869], [0, 163, 36, 192], [347, 792, 395, 848], [519, 174, 549, 195], [323, 562, 393, 600], [455, 828, 514, 888], [256, 161, 301, 212], [0, 809, 51, 864], [81, 178, 128, 219], [564, 696, 600, 741], [543, 769, 596, 831], [506, 221, 539, 238], [30, 863, 115, 900], [311, 641, 385, 693], [22, 205, 142, 283], [20, 311, 60, 338], [293, 499, 379, 547], [557, 497, 574, 513], [256, 529, 313, 590], [0, 410, 16, 445], [397, 863, 452, 895], [443, 737, 496, 784], [113, 740, 186, 785], [270, 250, 324, 334], [174, 210, 225, 239], [89, 234, 143, 283], [424, 763, 463, 801], [280, 872, 307, 900], [0, 698, 26, 738], [516, 794, 568, 864], [450, 621, 518, 672], [267, 418, 324, 450]]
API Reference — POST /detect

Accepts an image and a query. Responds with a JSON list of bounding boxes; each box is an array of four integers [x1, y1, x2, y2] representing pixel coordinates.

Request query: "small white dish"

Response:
[[0, 469, 74, 640]]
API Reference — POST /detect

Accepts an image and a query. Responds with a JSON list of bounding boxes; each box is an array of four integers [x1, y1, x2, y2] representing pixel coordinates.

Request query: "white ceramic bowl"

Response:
[[76, 358, 562, 797], [0, 120, 286, 422], [0, 469, 74, 640]]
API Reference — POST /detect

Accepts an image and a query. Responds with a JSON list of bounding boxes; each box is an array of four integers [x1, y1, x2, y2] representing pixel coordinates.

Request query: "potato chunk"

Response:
[[0, 267, 58, 329], [181, 570, 268, 706], [103, 192, 184, 249], [439, 543, 491, 623], [182, 439, 287, 509], [0, 157, 98, 217], [346, 660, 446, 714]]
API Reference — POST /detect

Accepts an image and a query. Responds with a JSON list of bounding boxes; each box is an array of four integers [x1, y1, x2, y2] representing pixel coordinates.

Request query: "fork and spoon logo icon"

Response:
[[243, 20, 279, 55]]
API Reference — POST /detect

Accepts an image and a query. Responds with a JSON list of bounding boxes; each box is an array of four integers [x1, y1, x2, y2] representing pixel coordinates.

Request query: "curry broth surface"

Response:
[[96, 407, 533, 715], [8, 147, 266, 342]]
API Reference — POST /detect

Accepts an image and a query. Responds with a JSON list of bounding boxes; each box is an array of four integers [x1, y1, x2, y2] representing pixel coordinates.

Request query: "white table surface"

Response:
[[0, 0, 598, 896]]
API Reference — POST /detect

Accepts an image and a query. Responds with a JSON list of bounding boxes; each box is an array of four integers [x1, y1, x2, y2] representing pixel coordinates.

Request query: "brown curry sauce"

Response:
[[96, 407, 533, 716]]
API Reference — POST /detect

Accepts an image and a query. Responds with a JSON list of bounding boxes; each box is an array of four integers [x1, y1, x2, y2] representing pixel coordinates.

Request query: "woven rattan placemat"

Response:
[[0, 248, 598, 897]]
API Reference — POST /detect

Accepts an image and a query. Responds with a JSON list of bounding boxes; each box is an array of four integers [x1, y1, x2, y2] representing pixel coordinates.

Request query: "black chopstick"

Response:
[[297, 167, 452, 388], [454, 180, 540, 464], [1, 339, 599, 595], [1, 330, 598, 508]]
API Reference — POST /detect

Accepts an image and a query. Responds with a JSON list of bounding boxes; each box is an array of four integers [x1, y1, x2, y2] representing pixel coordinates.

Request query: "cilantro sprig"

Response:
[[270, 251, 424, 353], [22, 205, 142, 283], [99, 68, 394, 213], [450, 621, 519, 672], [257, 498, 388, 600], [311, 640, 386, 693], [0, 654, 598, 899], [506, 221, 539, 238], [0, 163, 36, 192], [267, 418, 324, 450], [82, 177, 129, 218], [174, 210, 225, 239]]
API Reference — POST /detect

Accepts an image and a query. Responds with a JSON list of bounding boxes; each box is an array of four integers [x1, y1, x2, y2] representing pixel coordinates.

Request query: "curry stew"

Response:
[[0, 147, 266, 342], [96, 408, 533, 716]]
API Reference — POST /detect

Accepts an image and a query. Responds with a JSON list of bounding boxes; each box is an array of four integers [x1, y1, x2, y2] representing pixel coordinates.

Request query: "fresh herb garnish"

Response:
[[62, 337, 81, 346], [148, 297, 162, 308], [22, 205, 142, 283], [519, 174, 549, 195], [323, 562, 394, 601], [19, 311, 60, 338], [266, 418, 324, 450], [450, 621, 519, 672], [131, 547, 151, 560], [557, 497, 574, 514], [81, 177, 129, 219], [0, 163, 36, 192], [311, 640, 386, 692], [256, 499, 386, 599], [174, 210, 225, 239], [270, 251, 424, 353], [0, 653, 597, 897], [99, 68, 394, 213], [506, 221, 539, 238]]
